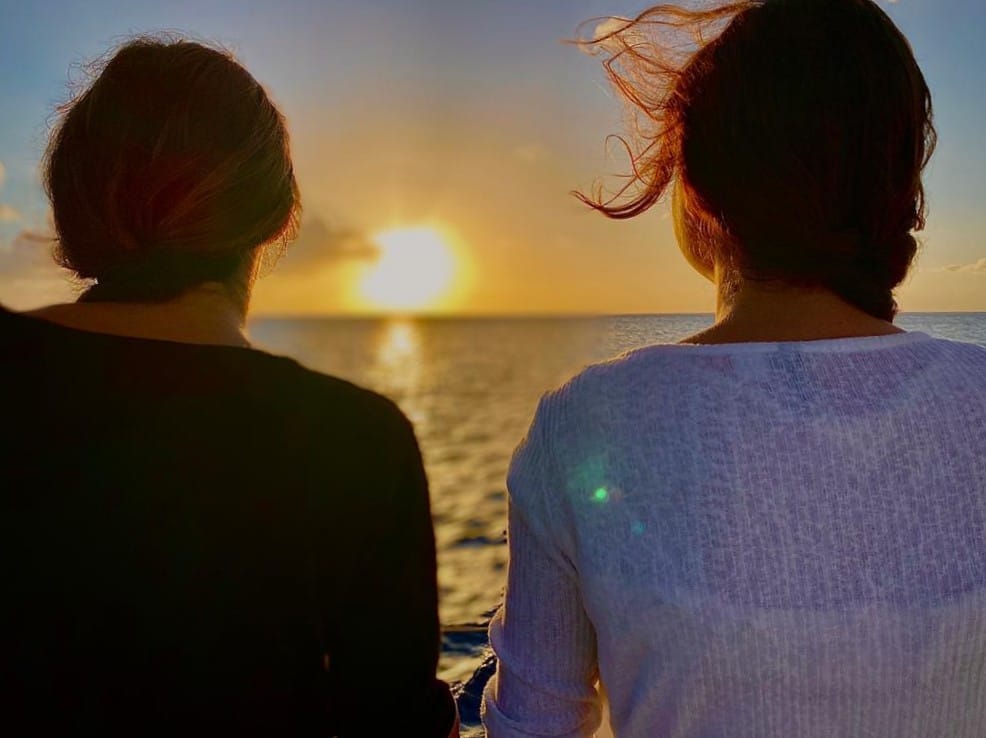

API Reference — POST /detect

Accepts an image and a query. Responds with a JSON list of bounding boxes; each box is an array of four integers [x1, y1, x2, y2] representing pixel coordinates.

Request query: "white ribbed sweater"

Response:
[[482, 331, 986, 738]]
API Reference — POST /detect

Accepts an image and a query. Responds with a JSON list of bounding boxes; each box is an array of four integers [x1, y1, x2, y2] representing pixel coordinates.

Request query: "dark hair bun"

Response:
[[45, 37, 300, 302]]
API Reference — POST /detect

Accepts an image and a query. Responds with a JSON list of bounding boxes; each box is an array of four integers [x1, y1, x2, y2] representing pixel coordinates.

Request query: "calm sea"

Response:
[[247, 313, 986, 698]]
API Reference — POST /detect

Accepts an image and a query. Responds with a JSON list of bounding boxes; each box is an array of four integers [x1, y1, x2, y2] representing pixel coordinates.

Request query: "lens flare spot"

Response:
[[593, 487, 610, 503], [631, 520, 646, 536]]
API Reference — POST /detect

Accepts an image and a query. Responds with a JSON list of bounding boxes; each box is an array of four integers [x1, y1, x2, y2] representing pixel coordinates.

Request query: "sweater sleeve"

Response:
[[482, 393, 603, 738], [322, 406, 457, 737]]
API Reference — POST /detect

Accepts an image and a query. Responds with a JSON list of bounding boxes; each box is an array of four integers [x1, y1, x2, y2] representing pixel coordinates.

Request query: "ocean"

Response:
[[247, 313, 986, 730]]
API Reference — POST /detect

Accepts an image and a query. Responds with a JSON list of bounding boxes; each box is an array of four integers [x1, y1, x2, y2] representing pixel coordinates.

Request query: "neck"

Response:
[[682, 263, 903, 345], [26, 283, 252, 347]]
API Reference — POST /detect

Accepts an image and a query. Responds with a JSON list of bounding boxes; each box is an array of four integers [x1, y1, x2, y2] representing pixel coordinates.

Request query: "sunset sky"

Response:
[[1, 0, 984, 315]]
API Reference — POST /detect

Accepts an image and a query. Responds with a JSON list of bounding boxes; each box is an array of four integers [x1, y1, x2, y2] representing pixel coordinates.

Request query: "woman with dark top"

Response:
[[483, 1, 986, 736], [0, 38, 457, 735]]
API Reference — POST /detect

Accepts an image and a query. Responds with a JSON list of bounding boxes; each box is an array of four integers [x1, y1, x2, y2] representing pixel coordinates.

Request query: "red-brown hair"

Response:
[[577, 0, 936, 320], [45, 36, 300, 303]]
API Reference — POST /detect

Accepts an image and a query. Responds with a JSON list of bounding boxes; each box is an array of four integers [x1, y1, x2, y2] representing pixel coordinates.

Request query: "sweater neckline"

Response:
[[670, 330, 935, 355]]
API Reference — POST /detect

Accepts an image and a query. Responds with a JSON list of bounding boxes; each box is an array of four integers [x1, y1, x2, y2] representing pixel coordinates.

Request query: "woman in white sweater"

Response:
[[482, 1, 986, 736]]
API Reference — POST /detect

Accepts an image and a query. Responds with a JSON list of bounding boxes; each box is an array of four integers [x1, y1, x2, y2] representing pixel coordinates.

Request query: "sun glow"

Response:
[[359, 226, 457, 311]]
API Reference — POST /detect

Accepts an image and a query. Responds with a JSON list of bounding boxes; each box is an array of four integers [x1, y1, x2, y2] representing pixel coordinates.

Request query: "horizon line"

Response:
[[249, 309, 986, 321]]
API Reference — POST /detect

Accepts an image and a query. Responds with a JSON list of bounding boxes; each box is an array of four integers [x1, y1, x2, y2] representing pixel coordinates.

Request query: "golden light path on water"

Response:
[[372, 319, 422, 409]]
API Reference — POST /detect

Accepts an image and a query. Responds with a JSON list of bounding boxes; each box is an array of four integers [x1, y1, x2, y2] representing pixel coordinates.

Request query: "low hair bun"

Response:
[[822, 230, 918, 322]]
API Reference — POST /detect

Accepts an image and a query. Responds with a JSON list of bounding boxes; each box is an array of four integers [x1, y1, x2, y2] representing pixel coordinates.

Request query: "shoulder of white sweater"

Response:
[[541, 333, 986, 419]]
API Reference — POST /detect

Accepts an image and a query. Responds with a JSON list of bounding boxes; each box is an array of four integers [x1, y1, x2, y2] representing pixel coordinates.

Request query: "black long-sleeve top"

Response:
[[0, 305, 455, 736]]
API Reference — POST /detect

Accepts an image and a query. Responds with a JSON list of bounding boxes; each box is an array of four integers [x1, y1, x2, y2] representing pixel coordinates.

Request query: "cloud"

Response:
[[593, 16, 632, 42], [272, 215, 378, 275], [0, 227, 77, 310], [514, 143, 549, 163], [0, 204, 20, 222], [586, 16, 635, 55], [0, 214, 378, 288], [943, 258, 986, 274], [0, 228, 57, 273]]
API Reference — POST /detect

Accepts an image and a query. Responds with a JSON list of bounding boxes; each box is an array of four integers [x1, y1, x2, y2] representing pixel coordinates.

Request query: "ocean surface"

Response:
[[247, 313, 986, 728]]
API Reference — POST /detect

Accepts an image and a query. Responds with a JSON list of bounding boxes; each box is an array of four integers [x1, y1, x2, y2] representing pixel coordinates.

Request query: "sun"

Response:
[[359, 225, 457, 311]]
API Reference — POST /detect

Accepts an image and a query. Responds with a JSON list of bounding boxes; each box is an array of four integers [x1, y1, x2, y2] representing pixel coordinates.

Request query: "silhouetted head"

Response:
[[579, 0, 936, 321], [45, 36, 300, 304]]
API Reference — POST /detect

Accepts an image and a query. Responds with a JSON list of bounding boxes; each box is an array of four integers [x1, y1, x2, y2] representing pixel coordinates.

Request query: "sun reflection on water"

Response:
[[372, 319, 426, 426], [377, 320, 418, 365]]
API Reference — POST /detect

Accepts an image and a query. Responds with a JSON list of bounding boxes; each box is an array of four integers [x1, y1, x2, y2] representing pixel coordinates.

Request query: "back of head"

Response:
[[581, 0, 936, 320], [45, 37, 300, 303]]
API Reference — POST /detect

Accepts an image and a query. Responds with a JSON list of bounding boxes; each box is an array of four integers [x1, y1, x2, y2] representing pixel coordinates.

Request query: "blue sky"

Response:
[[1, 0, 983, 313]]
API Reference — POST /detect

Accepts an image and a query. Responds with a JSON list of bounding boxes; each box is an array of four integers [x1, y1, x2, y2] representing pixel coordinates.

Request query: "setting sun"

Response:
[[359, 226, 458, 311]]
